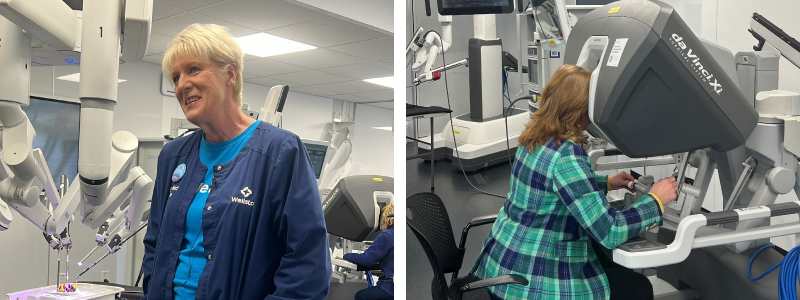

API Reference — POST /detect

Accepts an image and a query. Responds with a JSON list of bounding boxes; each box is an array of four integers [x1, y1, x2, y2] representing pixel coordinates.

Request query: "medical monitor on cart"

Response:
[[437, 0, 515, 15], [301, 138, 329, 184]]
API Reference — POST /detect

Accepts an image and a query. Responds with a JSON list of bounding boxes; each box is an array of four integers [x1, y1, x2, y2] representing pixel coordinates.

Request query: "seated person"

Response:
[[343, 203, 395, 300], [471, 65, 678, 300]]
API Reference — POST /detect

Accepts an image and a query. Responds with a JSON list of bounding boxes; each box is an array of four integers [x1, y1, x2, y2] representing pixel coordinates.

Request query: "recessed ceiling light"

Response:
[[363, 77, 393, 88], [56, 73, 127, 83], [372, 126, 393, 131], [235, 33, 317, 57]]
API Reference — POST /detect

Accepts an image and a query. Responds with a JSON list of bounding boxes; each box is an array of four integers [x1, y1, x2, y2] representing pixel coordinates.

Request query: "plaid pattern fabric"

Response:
[[472, 139, 662, 300]]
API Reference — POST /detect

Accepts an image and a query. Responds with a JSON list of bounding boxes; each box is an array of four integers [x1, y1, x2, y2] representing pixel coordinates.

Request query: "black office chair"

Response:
[[407, 192, 528, 300]]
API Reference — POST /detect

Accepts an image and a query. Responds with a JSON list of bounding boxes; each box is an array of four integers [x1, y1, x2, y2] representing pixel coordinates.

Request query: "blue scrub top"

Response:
[[173, 120, 261, 299]]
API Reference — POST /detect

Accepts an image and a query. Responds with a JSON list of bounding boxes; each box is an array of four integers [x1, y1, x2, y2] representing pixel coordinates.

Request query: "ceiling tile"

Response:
[[244, 58, 308, 77], [244, 54, 263, 61], [377, 59, 393, 67], [290, 86, 343, 97], [242, 73, 260, 80], [152, 3, 185, 21], [268, 48, 367, 69], [328, 38, 393, 61], [268, 71, 352, 86], [363, 102, 393, 110], [246, 77, 301, 88], [146, 33, 175, 55], [266, 17, 389, 48], [352, 90, 393, 101], [328, 94, 373, 103], [194, 0, 327, 31], [317, 81, 388, 94], [152, 12, 258, 38], [154, 0, 225, 11], [142, 54, 164, 65], [319, 62, 392, 80]]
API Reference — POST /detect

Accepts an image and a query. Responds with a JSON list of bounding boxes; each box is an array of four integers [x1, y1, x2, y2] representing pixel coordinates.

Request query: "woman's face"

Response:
[[580, 111, 591, 130], [170, 56, 233, 126]]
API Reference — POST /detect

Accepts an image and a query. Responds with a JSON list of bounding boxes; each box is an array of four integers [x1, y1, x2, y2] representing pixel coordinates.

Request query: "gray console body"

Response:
[[565, 0, 758, 157]]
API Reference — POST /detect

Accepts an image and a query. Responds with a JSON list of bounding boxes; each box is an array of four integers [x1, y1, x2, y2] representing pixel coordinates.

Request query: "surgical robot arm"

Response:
[[0, 102, 68, 234], [410, 14, 453, 82], [0, 0, 153, 233], [258, 85, 289, 127], [749, 13, 800, 70]]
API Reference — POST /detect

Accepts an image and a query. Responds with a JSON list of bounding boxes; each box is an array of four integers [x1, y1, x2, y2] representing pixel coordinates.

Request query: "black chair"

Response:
[[407, 192, 528, 300]]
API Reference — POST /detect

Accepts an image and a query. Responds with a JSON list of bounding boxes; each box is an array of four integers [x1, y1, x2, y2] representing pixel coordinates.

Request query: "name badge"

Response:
[[172, 163, 186, 182]]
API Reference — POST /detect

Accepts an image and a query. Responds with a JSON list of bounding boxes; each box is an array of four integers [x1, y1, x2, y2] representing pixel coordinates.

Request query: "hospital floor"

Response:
[[406, 142, 512, 300]]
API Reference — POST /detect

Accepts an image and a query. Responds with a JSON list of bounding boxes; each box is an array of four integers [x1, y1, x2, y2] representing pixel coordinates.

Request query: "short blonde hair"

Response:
[[380, 203, 394, 231], [518, 65, 592, 150], [162, 23, 244, 106]]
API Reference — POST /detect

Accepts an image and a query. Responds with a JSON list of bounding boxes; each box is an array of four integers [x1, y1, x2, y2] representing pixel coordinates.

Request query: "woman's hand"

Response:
[[609, 171, 636, 193], [650, 177, 679, 205]]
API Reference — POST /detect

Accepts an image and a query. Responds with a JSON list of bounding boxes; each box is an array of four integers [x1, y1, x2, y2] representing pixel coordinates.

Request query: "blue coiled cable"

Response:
[[366, 270, 374, 287], [747, 243, 800, 299]]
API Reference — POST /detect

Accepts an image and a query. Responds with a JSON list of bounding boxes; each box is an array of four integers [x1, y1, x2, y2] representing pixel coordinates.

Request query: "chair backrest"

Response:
[[407, 192, 466, 300]]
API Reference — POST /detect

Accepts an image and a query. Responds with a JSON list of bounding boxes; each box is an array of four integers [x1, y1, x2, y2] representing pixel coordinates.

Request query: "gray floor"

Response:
[[327, 279, 370, 300], [406, 143, 513, 300]]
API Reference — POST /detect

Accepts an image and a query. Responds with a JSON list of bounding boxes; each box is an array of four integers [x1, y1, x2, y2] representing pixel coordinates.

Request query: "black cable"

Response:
[[135, 267, 144, 287], [174, 230, 202, 293], [435, 30, 505, 199], [504, 96, 533, 167], [534, 6, 553, 42]]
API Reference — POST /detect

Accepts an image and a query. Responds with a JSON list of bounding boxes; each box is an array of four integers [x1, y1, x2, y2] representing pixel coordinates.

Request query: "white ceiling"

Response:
[[143, 0, 393, 109]]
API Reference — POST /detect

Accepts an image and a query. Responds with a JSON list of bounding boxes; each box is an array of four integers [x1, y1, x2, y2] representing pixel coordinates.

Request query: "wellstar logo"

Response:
[[231, 197, 254, 206], [670, 33, 722, 95], [233, 186, 254, 206]]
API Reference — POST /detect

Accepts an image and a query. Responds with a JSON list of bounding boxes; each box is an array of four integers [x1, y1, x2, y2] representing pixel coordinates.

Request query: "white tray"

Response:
[[7, 284, 124, 300]]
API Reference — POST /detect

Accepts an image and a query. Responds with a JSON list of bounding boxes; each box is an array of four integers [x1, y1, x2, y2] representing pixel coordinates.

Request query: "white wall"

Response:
[[350, 104, 394, 177], [31, 63, 165, 139]]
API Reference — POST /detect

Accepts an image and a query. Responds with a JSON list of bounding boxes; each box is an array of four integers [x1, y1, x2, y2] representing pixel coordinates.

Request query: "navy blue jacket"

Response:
[[141, 122, 332, 300], [343, 227, 394, 295]]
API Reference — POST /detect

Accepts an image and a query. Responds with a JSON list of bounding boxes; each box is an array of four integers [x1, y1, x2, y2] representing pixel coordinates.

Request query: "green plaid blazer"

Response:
[[472, 138, 662, 299]]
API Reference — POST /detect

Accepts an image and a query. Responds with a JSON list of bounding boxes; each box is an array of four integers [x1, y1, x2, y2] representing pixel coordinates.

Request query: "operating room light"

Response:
[[235, 33, 317, 57], [57, 73, 127, 83], [363, 77, 393, 88]]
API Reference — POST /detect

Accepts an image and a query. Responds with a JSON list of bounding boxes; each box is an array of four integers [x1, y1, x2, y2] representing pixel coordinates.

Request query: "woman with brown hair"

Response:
[[472, 65, 678, 300]]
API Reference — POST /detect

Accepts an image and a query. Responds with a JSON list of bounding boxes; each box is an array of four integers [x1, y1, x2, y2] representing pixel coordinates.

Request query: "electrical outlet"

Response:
[[101, 271, 110, 282], [59, 273, 66, 284]]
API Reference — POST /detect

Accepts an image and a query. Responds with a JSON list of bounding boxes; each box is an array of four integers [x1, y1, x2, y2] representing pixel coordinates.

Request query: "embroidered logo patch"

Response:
[[241, 187, 252, 197]]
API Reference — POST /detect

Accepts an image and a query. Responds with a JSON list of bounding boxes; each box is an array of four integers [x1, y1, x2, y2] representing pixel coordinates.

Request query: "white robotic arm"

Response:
[[411, 15, 452, 78], [258, 85, 289, 127]]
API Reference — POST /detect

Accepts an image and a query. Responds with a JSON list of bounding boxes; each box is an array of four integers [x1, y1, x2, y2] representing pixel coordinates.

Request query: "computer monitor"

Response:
[[301, 138, 330, 183], [437, 0, 515, 15]]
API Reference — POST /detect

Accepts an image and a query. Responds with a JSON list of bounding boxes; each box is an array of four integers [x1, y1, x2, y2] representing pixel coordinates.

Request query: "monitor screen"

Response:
[[21, 97, 80, 185], [302, 139, 329, 180], [438, 0, 514, 15]]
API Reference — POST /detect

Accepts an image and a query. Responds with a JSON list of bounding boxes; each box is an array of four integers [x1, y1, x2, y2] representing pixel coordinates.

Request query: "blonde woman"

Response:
[[343, 203, 395, 300], [472, 65, 678, 300], [140, 24, 331, 300]]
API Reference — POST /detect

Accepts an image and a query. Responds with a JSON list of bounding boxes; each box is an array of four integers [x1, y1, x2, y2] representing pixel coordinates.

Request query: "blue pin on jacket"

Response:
[[172, 163, 186, 182]]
